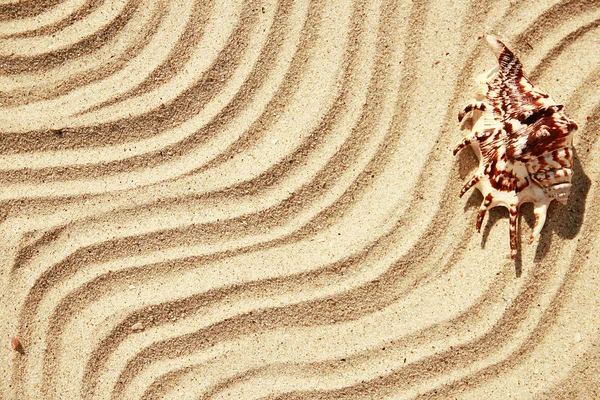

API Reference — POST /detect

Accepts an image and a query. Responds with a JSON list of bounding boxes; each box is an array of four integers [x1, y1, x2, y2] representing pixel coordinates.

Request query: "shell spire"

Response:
[[455, 34, 578, 259]]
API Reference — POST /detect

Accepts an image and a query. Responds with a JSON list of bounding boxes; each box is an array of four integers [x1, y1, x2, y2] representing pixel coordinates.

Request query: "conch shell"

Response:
[[454, 35, 578, 258]]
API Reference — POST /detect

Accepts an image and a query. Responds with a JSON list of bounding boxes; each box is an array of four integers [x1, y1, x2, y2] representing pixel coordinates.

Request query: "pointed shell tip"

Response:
[[484, 34, 504, 57]]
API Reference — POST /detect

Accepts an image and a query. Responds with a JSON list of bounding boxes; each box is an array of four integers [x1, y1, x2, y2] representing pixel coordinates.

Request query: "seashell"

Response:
[[454, 35, 578, 259]]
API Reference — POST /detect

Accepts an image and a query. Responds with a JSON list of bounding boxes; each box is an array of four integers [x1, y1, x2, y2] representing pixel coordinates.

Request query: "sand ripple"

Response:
[[1, 0, 599, 399]]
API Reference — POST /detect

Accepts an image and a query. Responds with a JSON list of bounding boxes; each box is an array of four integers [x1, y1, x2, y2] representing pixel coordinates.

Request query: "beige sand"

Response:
[[0, 0, 599, 398]]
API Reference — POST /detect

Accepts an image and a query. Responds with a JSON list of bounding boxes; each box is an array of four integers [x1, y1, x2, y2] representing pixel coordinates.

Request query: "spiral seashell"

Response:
[[454, 35, 578, 259]]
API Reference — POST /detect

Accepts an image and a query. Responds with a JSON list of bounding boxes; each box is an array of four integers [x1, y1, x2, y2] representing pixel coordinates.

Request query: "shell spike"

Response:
[[530, 201, 549, 244], [476, 208, 487, 233], [453, 136, 472, 155], [484, 35, 523, 80], [509, 205, 519, 259], [460, 175, 480, 198], [484, 35, 505, 57], [476, 194, 493, 232]]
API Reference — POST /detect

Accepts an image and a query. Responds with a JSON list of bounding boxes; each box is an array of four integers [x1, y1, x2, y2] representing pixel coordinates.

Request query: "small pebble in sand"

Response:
[[11, 338, 21, 351], [131, 322, 145, 332]]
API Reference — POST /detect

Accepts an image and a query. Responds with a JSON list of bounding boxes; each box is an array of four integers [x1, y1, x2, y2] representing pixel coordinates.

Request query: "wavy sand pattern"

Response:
[[0, 0, 599, 399]]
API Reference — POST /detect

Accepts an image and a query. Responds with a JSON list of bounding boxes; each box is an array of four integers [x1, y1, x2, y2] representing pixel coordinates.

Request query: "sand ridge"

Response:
[[0, 0, 599, 399]]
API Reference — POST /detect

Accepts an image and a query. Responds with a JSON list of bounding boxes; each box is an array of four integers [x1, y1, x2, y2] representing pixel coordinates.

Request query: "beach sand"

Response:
[[0, 0, 599, 398]]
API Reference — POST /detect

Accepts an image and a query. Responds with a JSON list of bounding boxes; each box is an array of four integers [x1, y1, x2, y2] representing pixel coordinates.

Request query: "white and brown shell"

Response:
[[454, 35, 578, 259]]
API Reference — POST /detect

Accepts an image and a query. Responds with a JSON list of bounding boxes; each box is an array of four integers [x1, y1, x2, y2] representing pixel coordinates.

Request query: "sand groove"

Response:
[[1, 0, 599, 399]]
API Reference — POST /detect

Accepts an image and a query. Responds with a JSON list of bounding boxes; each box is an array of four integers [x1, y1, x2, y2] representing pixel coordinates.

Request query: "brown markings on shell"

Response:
[[454, 35, 578, 259]]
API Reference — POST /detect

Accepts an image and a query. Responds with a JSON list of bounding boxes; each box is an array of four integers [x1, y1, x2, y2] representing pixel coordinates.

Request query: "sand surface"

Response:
[[0, 0, 599, 399]]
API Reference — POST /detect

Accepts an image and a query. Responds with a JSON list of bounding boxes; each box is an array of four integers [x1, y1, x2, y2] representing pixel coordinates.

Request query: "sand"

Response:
[[0, 0, 599, 399]]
